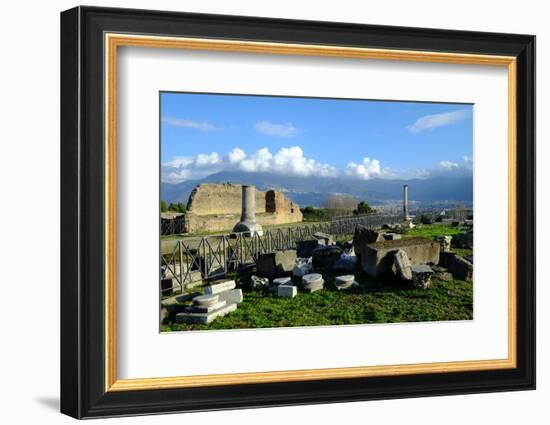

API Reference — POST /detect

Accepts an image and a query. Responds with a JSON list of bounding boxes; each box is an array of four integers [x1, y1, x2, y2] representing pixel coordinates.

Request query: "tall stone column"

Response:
[[240, 185, 257, 225], [403, 184, 409, 221], [233, 185, 263, 236]]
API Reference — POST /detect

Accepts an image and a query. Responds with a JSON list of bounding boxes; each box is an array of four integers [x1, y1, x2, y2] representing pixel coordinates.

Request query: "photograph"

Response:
[[159, 92, 475, 331]]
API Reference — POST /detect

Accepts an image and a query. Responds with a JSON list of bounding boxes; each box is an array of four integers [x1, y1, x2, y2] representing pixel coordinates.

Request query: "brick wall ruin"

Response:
[[183, 183, 302, 234]]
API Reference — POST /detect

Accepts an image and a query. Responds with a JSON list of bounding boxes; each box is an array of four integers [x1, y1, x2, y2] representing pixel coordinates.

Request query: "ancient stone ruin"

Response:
[[176, 280, 243, 324], [182, 183, 302, 234]]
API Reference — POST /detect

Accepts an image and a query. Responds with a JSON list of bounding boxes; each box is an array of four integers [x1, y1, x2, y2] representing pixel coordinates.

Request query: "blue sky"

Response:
[[161, 92, 473, 184]]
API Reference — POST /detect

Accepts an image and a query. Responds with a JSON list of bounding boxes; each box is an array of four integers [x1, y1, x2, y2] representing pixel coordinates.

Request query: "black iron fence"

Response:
[[161, 213, 402, 294]]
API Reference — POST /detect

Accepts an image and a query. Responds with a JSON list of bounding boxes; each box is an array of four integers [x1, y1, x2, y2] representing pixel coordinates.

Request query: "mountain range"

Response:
[[161, 171, 472, 208]]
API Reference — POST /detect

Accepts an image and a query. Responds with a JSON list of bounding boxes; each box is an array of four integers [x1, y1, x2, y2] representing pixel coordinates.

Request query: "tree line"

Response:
[[160, 200, 186, 213], [301, 195, 376, 222]]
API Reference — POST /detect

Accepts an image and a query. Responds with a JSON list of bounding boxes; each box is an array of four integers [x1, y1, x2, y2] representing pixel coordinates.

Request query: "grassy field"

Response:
[[161, 223, 473, 332]]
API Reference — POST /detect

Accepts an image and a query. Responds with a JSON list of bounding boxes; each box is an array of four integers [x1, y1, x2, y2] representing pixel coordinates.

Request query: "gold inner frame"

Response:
[[104, 33, 517, 392]]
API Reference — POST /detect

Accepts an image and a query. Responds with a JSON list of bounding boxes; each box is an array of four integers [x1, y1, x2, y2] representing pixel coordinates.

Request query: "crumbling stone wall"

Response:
[[183, 183, 302, 234], [187, 183, 266, 215]]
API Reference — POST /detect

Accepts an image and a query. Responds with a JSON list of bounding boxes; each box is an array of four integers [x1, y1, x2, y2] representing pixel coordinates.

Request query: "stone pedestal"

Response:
[[334, 275, 358, 290], [176, 281, 242, 324], [302, 273, 325, 293]]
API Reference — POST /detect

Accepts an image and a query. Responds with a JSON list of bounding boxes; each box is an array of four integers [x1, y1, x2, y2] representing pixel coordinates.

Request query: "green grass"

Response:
[[401, 223, 465, 239], [161, 269, 473, 332]]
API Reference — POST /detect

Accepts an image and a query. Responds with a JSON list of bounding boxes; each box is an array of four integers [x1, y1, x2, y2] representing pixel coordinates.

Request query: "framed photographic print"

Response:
[[60, 6, 536, 419]]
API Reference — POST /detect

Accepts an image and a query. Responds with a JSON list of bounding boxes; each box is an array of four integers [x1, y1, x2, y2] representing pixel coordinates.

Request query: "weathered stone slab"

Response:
[[359, 238, 440, 278], [176, 302, 238, 324], [278, 285, 297, 298], [297, 239, 322, 258], [447, 255, 473, 281], [188, 300, 227, 313], [217, 288, 243, 304], [204, 280, 236, 295], [193, 294, 219, 307], [272, 277, 292, 286], [256, 250, 297, 277], [312, 245, 343, 269], [313, 231, 333, 245], [392, 249, 412, 281]]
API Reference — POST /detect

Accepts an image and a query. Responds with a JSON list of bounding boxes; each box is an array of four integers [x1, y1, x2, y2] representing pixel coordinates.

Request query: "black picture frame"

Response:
[[60, 5, 535, 419]]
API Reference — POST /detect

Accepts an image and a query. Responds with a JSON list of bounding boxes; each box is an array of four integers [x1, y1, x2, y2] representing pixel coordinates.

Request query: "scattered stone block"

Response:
[[313, 231, 333, 245], [250, 275, 269, 290], [411, 264, 434, 289], [256, 250, 297, 277], [359, 238, 440, 278], [447, 255, 473, 281], [272, 277, 292, 286], [297, 239, 322, 258], [204, 280, 236, 295], [176, 302, 238, 324], [333, 253, 357, 272], [302, 273, 324, 292], [278, 285, 297, 298], [433, 235, 452, 252], [353, 226, 384, 253], [191, 300, 228, 313], [392, 249, 413, 281], [438, 251, 456, 268], [334, 275, 358, 290], [382, 233, 402, 241], [193, 294, 219, 307], [293, 258, 313, 277], [452, 230, 473, 249], [217, 288, 243, 304], [312, 245, 343, 269]]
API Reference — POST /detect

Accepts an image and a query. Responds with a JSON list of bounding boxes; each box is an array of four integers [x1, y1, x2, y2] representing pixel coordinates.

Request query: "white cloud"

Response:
[[254, 120, 297, 137], [408, 109, 470, 134], [440, 160, 459, 169], [195, 152, 221, 167], [162, 147, 473, 184], [162, 116, 218, 131], [161, 151, 225, 183], [228, 148, 246, 163], [162, 146, 337, 183], [344, 157, 382, 180]]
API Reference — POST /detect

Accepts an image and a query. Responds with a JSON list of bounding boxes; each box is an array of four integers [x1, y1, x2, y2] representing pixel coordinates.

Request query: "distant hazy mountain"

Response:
[[161, 171, 473, 207]]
